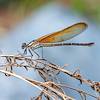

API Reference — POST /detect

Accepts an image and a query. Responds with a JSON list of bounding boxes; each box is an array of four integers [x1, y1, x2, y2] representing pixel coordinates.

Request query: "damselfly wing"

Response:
[[36, 22, 87, 43], [22, 22, 94, 55]]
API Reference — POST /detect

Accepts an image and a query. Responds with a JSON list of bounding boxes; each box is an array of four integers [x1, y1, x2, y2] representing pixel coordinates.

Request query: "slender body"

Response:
[[22, 22, 94, 54]]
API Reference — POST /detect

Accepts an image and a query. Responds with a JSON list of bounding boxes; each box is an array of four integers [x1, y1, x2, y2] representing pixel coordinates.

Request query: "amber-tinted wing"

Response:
[[36, 22, 87, 43]]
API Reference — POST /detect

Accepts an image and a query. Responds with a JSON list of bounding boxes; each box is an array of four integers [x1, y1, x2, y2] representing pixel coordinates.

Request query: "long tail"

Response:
[[39, 42, 94, 47]]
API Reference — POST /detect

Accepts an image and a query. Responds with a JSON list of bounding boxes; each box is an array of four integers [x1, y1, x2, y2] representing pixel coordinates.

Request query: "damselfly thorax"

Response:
[[21, 22, 94, 56], [22, 40, 41, 56]]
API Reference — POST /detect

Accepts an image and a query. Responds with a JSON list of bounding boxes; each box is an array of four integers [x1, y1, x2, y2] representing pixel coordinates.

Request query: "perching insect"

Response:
[[22, 22, 94, 56]]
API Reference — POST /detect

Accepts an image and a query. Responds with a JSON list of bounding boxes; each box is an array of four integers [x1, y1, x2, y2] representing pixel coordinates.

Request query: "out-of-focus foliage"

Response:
[[71, 0, 100, 22], [0, 0, 48, 19], [57, 0, 100, 22], [0, 0, 47, 9], [0, 0, 100, 36], [0, 0, 48, 36]]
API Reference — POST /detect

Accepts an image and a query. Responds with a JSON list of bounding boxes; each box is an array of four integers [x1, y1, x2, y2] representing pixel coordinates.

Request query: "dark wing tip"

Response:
[[77, 22, 88, 28]]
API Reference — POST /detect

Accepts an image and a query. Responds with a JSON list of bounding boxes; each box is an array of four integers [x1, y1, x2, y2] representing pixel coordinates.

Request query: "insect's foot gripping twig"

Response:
[[31, 48, 40, 58], [33, 50, 40, 58], [23, 49, 27, 55], [28, 49, 34, 57]]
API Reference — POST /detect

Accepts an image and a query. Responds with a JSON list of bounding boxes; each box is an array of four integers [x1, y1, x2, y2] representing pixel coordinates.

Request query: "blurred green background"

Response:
[[0, 0, 100, 35]]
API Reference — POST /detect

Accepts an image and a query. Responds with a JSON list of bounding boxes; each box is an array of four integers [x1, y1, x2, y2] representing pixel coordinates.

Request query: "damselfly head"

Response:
[[22, 43, 27, 49]]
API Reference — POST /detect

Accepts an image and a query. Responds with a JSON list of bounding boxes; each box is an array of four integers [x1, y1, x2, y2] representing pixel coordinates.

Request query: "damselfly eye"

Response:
[[22, 43, 27, 49]]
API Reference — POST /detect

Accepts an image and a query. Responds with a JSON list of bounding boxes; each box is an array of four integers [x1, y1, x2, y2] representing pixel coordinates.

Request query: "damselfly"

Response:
[[22, 22, 94, 56]]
